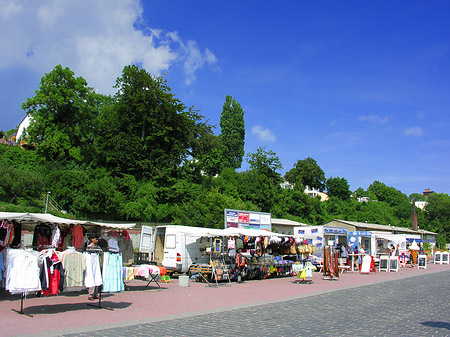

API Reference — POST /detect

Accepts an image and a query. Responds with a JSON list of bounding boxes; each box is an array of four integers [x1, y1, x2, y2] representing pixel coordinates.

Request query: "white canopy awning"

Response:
[[222, 227, 283, 237], [0, 212, 136, 230]]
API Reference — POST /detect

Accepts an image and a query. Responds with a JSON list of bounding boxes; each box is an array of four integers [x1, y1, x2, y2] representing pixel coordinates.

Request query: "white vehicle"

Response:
[[151, 225, 223, 273]]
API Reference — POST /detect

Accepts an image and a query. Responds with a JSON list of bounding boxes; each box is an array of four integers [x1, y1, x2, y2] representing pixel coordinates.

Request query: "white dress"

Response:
[[83, 252, 103, 288]]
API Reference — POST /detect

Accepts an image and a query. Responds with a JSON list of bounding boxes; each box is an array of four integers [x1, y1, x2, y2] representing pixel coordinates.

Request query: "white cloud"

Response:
[[251, 125, 276, 143], [358, 114, 390, 124], [403, 127, 424, 137], [0, 0, 217, 93]]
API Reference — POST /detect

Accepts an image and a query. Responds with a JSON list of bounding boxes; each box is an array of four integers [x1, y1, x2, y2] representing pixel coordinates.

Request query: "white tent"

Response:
[[0, 212, 136, 230]]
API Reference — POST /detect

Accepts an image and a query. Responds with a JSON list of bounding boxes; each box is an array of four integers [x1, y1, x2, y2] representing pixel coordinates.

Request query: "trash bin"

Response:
[[178, 275, 190, 287]]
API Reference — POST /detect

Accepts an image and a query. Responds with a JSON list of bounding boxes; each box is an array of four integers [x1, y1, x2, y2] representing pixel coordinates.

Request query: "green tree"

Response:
[[219, 95, 245, 169], [285, 157, 325, 191], [72, 169, 126, 219], [173, 189, 255, 228], [184, 129, 223, 179], [43, 167, 89, 213], [22, 65, 103, 163], [95, 65, 203, 181], [0, 163, 43, 203], [424, 193, 450, 243], [247, 147, 283, 174], [409, 193, 424, 201], [238, 148, 283, 213], [326, 176, 351, 201]]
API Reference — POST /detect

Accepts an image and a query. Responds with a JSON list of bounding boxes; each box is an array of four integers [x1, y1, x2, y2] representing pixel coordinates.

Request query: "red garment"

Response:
[[41, 251, 64, 296], [72, 225, 84, 249], [36, 233, 50, 249], [122, 230, 130, 241]]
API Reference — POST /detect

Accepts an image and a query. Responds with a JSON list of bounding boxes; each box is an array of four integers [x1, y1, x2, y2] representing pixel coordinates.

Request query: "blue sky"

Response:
[[1, 1, 449, 196]]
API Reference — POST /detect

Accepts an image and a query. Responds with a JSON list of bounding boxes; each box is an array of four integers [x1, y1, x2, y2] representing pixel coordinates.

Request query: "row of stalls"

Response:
[[0, 212, 164, 316], [141, 225, 317, 285], [294, 225, 423, 258]]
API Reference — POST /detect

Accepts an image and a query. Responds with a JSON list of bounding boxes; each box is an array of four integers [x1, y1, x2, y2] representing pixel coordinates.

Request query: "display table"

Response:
[[123, 265, 166, 289]]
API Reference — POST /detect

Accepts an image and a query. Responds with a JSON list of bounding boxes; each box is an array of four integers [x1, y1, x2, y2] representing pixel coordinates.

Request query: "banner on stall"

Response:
[[224, 209, 271, 231]]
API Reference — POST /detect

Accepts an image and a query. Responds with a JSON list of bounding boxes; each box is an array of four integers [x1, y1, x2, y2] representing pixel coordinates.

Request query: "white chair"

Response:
[[434, 252, 442, 264]]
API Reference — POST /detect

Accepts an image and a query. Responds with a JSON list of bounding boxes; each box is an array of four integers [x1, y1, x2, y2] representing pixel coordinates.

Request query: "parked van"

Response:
[[152, 225, 223, 273]]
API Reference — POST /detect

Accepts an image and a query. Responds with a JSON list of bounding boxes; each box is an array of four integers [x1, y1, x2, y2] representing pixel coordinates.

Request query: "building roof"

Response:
[[328, 219, 437, 235], [272, 218, 308, 227]]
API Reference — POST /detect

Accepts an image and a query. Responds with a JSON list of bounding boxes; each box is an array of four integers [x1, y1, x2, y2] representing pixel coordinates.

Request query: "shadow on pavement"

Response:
[[421, 321, 450, 330], [10, 301, 133, 315]]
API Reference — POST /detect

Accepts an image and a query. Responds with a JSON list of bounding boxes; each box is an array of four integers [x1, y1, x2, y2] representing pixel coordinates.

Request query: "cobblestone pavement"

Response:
[[53, 270, 450, 336]]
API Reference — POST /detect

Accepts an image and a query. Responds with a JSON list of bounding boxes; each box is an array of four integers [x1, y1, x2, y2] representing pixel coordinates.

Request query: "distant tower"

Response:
[[411, 201, 418, 231], [423, 188, 434, 198]]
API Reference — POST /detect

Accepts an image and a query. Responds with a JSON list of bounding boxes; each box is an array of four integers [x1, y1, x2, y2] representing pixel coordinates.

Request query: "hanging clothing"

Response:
[[0, 220, 14, 248], [107, 237, 120, 253], [61, 248, 85, 288], [118, 235, 134, 265], [32, 223, 52, 249], [10, 221, 21, 247], [5, 248, 41, 294], [228, 238, 235, 249], [72, 225, 84, 249], [40, 250, 65, 296], [84, 252, 103, 288], [51, 226, 61, 247], [102, 252, 123, 293], [0, 252, 4, 282]]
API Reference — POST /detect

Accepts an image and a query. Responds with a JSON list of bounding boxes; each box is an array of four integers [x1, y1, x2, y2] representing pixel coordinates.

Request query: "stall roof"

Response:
[[223, 227, 287, 237], [166, 225, 224, 237], [0, 212, 136, 230], [328, 219, 437, 235]]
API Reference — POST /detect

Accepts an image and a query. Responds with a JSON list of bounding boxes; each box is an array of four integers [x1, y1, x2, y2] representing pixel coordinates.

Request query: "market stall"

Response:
[[0, 212, 136, 316]]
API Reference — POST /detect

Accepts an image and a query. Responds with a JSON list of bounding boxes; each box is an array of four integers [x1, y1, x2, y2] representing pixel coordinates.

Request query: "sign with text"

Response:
[[224, 209, 271, 231]]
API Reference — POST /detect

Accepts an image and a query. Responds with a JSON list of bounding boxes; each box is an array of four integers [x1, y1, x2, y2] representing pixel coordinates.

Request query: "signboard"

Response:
[[323, 227, 347, 235], [348, 231, 371, 237], [418, 255, 427, 269], [224, 209, 271, 231], [379, 257, 389, 271]]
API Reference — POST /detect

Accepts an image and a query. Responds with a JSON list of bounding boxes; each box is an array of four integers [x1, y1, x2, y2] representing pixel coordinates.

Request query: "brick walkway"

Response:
[[2, 263, 449, 337]]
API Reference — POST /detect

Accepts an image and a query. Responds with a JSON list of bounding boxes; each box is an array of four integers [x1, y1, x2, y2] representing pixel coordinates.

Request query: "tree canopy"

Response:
[[22, 65, 103, 163], [0, 64, 448, 245], [285, 157, 325, 191], [219, 95, 245, 170]]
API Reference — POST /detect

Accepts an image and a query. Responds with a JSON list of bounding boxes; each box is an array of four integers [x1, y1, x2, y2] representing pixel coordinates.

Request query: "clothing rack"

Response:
[[11, 293, 33, 317], [84, 248, 114, 311]]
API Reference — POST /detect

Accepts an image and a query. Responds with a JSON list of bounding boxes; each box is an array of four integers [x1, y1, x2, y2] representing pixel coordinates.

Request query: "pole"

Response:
[[45, 191, 50, 213]]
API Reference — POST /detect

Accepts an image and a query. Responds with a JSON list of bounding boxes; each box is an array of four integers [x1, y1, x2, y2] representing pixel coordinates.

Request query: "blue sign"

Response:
[[348, 231, 371, 236]]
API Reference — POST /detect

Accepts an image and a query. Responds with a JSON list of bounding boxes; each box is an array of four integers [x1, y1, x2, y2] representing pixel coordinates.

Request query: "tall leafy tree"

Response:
[[95, 65, 203, 181], [239, 147, 283, 212], [424, 193, 450, 243], [326, 176, 351, 201], [219, 95, 245, 169], [22, 65, 103, 163], [285, 157, 325, 191]]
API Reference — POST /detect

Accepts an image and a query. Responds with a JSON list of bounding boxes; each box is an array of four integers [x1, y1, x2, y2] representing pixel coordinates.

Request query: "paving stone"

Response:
[[60, 270, 450, 337]]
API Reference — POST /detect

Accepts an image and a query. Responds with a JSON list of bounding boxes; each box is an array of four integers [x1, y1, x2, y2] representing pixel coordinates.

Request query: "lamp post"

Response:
[[45, 191, 51, 213]]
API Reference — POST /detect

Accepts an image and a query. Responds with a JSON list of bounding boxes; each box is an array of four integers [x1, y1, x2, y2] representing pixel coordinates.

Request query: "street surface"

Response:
[[10, 266, 448, 337]]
